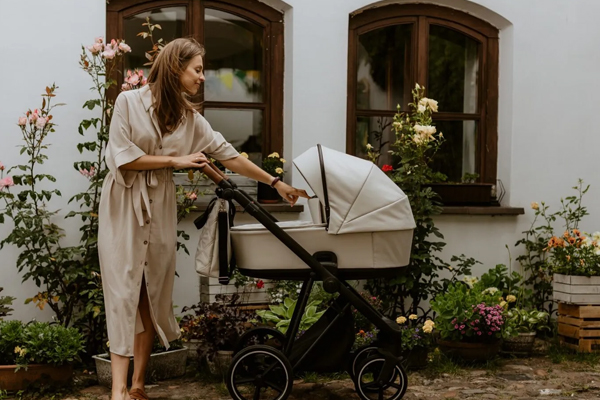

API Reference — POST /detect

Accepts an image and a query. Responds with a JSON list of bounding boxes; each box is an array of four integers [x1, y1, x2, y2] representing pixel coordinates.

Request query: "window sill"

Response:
[[440, 206, 525, 216]]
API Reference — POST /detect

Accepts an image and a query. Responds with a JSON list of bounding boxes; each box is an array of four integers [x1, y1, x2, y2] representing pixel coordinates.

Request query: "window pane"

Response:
[[204, 109, 263, 164], [431, 120, 478, 182], [204, 9, 264, 103], [357, 24, 412, 111], [355, 116, 395, 167], [123, 7, 186, 75], [428, 25, 479, 113]]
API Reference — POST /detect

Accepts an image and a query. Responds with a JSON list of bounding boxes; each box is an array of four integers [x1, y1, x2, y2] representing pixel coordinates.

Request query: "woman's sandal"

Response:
[[129, 388, 149, 400]]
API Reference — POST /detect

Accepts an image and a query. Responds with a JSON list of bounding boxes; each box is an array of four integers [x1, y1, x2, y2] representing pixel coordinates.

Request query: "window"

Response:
[[107, 0, 284, 162], [347, 4, 499, 185]]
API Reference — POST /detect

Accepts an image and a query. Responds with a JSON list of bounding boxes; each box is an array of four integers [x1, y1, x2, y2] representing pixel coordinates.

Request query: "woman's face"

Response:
[[180, 54, 205, 95]]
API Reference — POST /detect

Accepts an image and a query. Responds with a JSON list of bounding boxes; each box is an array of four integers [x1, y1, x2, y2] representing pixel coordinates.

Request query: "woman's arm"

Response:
[[221, 156, 310, 205], [120, 152, 209, 171], [220, 155, 277, 186]]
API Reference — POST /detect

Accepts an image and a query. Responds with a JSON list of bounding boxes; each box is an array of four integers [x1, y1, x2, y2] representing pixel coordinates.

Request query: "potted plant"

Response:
[[257, 152, 285, 203], [0, 320, 85, 391], [548, 228, 600, 304], [180, 294, 252, 374], [92, 337, 187, 387], [395, 315, 435, 369], [502, 307, 550, 356], [256, 297, 325, 335], [431, 275, 506, 362]]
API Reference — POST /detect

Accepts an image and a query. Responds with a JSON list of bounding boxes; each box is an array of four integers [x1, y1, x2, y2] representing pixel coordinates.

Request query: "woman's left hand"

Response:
[[275, 181, 310, 206]]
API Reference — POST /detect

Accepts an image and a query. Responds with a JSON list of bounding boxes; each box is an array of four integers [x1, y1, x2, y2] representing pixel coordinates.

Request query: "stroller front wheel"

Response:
[[349, 345, 378, 380], [354, 355, 408, 400], [227, 344, 294, 400]]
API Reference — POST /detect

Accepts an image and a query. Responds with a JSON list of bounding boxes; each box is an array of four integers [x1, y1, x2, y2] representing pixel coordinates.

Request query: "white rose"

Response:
[[427, 98, 439, 112], [417, 104, 426, 113]]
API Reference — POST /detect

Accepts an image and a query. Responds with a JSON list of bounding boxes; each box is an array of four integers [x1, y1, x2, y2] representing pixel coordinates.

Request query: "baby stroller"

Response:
[[199, 145, 415, 400]]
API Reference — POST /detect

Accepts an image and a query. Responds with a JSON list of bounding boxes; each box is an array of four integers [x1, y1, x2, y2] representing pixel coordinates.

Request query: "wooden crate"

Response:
[[558, 302, 600, 352]]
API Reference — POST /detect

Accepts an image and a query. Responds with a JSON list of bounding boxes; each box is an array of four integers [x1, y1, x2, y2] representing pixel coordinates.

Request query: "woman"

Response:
[[98, 37, 309, 400]]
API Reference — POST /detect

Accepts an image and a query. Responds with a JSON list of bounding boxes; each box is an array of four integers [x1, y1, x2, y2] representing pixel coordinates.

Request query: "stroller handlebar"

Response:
[[200, 155, 230, 186]]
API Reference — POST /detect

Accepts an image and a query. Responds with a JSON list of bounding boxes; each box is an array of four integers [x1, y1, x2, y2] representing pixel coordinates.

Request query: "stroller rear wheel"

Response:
[[227, 345, 294, 400], [354, 355, 408, 400], [236, 327, 286, 353], [349, 345, 378, 380]]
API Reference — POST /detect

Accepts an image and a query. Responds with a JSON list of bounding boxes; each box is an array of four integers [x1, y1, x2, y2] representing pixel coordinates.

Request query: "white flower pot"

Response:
[[553, 273, 600, 304]]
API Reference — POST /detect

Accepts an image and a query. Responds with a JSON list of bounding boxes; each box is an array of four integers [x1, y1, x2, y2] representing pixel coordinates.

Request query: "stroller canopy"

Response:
[[293, 145, 416, 235]]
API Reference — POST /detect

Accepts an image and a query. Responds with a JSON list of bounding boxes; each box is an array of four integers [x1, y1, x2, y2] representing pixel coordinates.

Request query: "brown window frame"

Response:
[[107, 0, 284, 155], [347, 4, 499, 185]]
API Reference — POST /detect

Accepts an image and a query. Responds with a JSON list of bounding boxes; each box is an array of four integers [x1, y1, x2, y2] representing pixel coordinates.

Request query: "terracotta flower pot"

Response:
[[438, 339, 501, 362], [0, 364, 73, 391]]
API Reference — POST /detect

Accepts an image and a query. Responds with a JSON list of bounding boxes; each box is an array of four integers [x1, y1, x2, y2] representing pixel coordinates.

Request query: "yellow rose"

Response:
[[409, 314, 418, 320], [14, 346, 21, 354], [506, 295, 517, 303], [280, 158, 286, 163], [423, 325, 433, 334], [396, 316, 407, 324], [268, 152, 280, 158], [531, 202, 539, 210], [275, 167, 284, 175], [240, 152, 249, 158], [500, 301, 507, 308], [424, 319, 435, 327]]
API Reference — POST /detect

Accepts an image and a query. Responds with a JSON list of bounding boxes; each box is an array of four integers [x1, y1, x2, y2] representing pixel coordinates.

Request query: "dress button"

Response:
[[144, 262, 148, 266], [149, 199, 153, 204], [146, 220, 150, 224], [144, 240, 148, 245], [158, 145, 163, 149]]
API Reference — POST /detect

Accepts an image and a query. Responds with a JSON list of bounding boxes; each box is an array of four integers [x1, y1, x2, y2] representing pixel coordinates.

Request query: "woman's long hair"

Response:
[[147, 38, 205, 135]]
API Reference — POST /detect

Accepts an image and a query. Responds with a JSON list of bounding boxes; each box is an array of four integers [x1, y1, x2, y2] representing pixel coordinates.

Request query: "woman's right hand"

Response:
[[171, 152, 209, 170]]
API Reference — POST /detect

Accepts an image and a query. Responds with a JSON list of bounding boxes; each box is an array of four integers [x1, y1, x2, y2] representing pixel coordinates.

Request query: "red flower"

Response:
[[256, 280, 265, 289], [382, 164, 393, 172]]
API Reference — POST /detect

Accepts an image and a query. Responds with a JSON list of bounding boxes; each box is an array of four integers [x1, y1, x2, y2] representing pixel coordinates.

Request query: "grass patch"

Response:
[[298, 371, 350, 384], [547, 339, 600, 367]]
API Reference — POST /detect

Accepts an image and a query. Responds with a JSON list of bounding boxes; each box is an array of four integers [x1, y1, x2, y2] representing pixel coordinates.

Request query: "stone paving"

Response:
[[21, 342, 600, 399]]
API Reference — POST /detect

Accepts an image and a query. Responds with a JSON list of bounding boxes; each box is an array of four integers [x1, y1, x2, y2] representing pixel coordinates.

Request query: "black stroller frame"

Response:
[[201, 146, 408, 400]]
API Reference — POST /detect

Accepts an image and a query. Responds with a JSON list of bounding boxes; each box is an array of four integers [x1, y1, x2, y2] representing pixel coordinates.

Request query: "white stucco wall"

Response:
[[1, 0, 600, 323]]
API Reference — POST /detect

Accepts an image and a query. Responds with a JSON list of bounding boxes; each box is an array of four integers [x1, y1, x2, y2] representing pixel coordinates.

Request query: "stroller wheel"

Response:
[[227, 344, 294, 400], [354, 355, 408, 400], [349, 345, 378, 380], [236, 327, 286, 353]]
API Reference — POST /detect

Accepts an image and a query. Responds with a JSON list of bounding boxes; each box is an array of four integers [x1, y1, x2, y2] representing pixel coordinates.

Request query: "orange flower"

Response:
[[564, 231, 570, 239], [566, 255, 571, 261], [568, 237, 577, 245], [581, 259, 585, 266], [574, 229, 581, 237]]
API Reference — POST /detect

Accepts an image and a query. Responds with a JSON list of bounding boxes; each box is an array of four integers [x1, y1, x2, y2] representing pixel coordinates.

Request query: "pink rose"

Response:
[[30, 111, 39, 123], [141, 78, 148, 86], [121, 83, 131, 91], [186, 192, 198, 201], [95, 36, 104, 44], [18, 116, 27, 126], [102, 49, 115, 59], [0, 176, 14, 189], [126, 73, 140, 86], [138, 69, 145, 77], [118, 42, 131, 53], [35, 117, 47, 129], [88, 42, 103, 54]]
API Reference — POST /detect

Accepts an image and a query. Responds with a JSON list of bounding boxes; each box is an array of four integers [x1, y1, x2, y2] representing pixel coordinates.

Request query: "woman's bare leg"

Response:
[[131, 277, 156, 392], [111, 353, 131, 400]]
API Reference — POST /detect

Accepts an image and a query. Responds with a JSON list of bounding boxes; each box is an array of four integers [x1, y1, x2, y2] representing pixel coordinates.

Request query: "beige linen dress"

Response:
[[98, 85, 239, 357]]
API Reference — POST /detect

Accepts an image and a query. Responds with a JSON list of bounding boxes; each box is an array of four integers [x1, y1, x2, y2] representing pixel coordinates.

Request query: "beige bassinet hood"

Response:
[[293, 145, 416, 235]]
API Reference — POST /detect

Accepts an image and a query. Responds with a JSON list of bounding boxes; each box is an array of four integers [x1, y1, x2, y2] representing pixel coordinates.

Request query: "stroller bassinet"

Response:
[[231, 145, 415, 279], [196, 145, 416, 400]]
